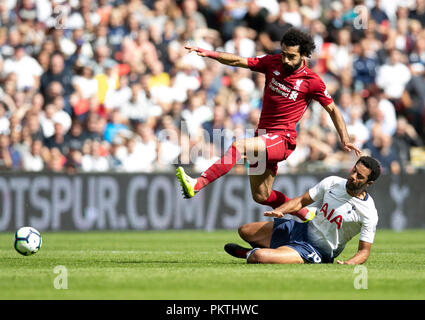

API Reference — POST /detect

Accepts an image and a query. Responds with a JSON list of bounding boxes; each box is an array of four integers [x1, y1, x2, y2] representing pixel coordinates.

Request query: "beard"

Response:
[[282, 58, 303, 72], [346, 180, 367, 195]]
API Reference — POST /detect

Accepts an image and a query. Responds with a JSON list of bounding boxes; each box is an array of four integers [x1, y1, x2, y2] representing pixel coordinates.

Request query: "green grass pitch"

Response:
[[0, 229, 424, 300]]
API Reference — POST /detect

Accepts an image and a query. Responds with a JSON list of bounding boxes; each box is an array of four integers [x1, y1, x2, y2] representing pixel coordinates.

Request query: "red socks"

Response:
[[260, 190, 309, 221], [259, 190, 290, 208], [194, 145, 241, 191]]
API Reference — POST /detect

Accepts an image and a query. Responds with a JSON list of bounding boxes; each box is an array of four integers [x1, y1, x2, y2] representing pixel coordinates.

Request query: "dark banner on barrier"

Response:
[[0, 172, 423, 231]]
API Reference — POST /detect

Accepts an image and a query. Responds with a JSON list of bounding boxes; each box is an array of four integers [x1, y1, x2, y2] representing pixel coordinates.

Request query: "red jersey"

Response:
[[247, 54, 333, 138]]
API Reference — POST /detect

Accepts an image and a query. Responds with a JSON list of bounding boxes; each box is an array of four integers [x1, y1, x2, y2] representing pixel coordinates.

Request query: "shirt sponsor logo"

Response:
[[319, 202, 343, 230], [294, 79, 303, 90], [268, 77, 299, 101], [288, 91, 299, 101]]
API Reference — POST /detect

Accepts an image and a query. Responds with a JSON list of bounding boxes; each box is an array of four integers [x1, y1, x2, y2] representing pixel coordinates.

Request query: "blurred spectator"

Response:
[[82, 140, 109, 172], [44, 122, 66, 155], [370, 0, 390, 25], [401, 64, 425, 139], [242, 0, 269, 37], [147, 60, 170, 91], [409, 0, 425, 27], [0, 133, 21, 170], [336, 90, 353, 124], [24, 112, 44, 141], [64, 118, 85, 151], [103, 109, 130, 143], [107, 137, 125, 172], [157, 116, 182, 169], [364, 124, 400, 174], [72, 63, 98, 100], [224, 26, 256, 58], [259, 1, 292, 53], [202, 104, 233, 153], [39, 103, 58, 138], [365, 95, 397, 136], [352, 39, 378, 92], [220, 0, 249, 42], [64, 145, 83, 174], [2, 44, 43, 92], [82, 112, 102, 142], [21, 138, 43, 171], [193, 142, 219, 172], [325, 1, 345, 43], [122, 126, 157, 172], [108, 8, 127, 55], [392, 116, 423, 171], [281, 0, 302, 28], [0, 101, 10, 134], [40, 52, 73, 106], [45, 147, 66, 172], [119, 82, 160, 125], [326, 28, 353, 79], [376, 49, 411, 103], [181, 91, 212, 137], [346, 106, 370, 149], [0, 0, 422, 175], [175, 0, 208, 35]]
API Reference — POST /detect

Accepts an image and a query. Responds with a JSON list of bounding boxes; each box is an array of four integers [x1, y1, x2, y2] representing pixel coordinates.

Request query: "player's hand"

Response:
[[184, 45, 205, 55], [337, 260, 355, 265], [184, 45, 218, 58], [264, 210, 285, 218], [342, 142, 362, 156]]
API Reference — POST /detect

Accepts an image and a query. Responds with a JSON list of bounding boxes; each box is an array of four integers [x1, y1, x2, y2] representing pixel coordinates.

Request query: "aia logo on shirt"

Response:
[[319, 202, 342, 230]]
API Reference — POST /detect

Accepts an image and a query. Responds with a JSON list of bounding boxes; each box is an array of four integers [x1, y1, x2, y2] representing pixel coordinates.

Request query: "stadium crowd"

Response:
[[0, 0, 424, 175]]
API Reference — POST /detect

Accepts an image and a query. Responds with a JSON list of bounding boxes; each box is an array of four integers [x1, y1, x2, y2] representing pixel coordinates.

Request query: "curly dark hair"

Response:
[[357, 156, 382, 182], [280, 28, 316, 58]]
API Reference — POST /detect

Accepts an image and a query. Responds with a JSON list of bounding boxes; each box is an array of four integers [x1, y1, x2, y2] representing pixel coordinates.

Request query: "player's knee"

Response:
[[238, 224, 249, 240], [251, 192, 269, 204]]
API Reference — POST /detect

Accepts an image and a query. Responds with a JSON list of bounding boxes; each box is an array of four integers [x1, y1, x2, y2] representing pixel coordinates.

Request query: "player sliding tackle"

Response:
[[176, 28, 361, 222], [224, 156, 381, 265]]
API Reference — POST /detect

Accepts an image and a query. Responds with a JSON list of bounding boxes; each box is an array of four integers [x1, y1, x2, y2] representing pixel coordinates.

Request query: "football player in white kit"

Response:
[[224, 156, 381, 264]]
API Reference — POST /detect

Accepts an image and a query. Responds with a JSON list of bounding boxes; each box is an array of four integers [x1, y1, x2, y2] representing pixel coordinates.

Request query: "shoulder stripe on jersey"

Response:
[[295, 65, 307, 74]]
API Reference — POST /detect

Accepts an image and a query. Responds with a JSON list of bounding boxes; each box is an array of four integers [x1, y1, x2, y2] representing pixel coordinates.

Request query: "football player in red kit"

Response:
[[176, 28, 361, 222]]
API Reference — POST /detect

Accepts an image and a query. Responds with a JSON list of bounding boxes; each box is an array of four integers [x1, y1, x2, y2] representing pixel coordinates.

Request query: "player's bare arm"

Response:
[[323, 102, 362, 156], [337, 240, 372, 265], [264, 190, 314, 218], [184, 45, 249, 68]]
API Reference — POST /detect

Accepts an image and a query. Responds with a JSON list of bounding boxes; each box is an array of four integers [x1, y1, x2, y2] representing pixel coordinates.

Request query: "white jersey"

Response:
[[307, 176, 378, 259]]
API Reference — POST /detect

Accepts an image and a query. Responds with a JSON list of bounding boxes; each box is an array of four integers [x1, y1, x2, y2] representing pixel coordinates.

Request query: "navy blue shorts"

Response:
[[270, 218, 333, 264]]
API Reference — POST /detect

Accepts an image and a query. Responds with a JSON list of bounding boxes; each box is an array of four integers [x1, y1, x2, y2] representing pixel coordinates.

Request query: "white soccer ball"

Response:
[[14, 227, 42, 256]]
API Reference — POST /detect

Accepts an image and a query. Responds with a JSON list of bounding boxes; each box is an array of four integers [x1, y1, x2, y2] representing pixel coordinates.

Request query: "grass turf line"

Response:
[[0, 229, 424, 299]]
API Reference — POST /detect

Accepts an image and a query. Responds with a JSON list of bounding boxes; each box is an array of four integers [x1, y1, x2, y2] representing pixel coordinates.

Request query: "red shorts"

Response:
[[249, 132, 296, 175]]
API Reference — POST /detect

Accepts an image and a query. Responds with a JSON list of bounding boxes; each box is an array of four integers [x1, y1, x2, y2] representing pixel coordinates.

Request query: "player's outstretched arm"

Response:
[[323, 102, 362, 156], [184, 45, 249, 68], [264, 191, 314, 218], [337, 240, 372, 265]]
